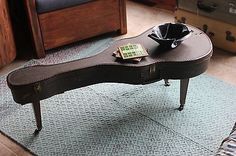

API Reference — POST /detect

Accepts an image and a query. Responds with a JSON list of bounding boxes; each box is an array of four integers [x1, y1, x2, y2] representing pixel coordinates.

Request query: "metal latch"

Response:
[[229, 2, 236, 14]]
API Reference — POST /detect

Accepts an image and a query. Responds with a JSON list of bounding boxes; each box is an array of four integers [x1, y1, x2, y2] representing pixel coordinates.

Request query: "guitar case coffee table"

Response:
[[7, 25, 213, 131]]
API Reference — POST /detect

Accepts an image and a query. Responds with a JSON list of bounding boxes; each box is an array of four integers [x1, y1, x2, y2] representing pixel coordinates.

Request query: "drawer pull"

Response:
[[197, 0, 217, 13], [180, 17, 186, 23], [226, 31, 236, 42], [202, 24, 214, 38], [175, 16, 186, 24], [208, 32, 214, 38], [202, 24, 208, 33]]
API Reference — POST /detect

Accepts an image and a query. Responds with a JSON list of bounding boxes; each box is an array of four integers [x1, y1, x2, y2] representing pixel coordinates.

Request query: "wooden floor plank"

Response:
[[0, 133, 34, 156]]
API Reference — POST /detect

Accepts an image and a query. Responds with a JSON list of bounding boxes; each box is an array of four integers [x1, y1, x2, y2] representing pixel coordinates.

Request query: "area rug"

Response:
[[0, 38, 235, 155]]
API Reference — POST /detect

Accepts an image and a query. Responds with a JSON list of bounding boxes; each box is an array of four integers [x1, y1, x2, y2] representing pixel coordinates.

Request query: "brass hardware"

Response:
[[175, 16, 186, 24], [202, 24, 214, 38], [226, 31, 236, 42], [34, 83, 42, 94], [202, 24, 208, 33], [208, 32, 215, 38], [149, 64, 156, 76]]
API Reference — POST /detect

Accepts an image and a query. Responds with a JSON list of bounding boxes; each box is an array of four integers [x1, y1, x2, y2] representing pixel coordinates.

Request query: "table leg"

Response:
[[164, 79, 170, 86], [32, 101, 42, 132], [179, 79, 189, 111]]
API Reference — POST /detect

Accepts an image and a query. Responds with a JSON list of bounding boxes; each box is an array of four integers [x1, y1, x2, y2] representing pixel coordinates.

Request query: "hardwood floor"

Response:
[[0, 0, 236, 155], [0, 132, 33, 156]]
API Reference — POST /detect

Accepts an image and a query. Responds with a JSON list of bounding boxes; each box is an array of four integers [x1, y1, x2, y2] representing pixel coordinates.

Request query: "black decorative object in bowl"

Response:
[[148, 23, 192, 49]]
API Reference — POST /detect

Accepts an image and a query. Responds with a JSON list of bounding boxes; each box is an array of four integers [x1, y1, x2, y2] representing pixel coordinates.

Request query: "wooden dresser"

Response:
[[0, 0, 16, 68]]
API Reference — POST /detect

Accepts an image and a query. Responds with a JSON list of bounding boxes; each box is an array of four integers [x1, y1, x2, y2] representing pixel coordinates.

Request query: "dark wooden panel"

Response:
[[8, 0, 35, 58], [24, 0, 45, 58], [39, 0, 122, 50], [119, 0, 127, 34], [0, 0, 16, 68]]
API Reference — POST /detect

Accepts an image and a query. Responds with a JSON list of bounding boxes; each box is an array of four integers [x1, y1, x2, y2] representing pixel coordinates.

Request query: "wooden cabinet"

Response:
[[0, 0, 16, 68]]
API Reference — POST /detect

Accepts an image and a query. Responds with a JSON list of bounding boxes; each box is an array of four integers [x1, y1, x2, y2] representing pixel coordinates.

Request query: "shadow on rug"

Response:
[[1, 37, 233, 155]]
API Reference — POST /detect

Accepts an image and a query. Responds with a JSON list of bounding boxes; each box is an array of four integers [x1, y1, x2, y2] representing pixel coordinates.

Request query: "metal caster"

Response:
[[178, 105, 184, 111], [164, 79, 170, 86]]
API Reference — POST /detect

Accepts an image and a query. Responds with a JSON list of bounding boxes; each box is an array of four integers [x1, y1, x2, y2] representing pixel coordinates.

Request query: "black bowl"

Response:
[[148, 23, 192, 49]]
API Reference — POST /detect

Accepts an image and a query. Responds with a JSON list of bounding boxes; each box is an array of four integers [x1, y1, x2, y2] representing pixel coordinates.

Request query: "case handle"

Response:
[[197, 0, 217, 13]]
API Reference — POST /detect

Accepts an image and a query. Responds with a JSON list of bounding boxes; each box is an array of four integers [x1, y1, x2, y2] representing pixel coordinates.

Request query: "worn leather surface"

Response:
[[8, 26, 212, 85], [36, 0, 92, 13], [7, 26, 213, 104]]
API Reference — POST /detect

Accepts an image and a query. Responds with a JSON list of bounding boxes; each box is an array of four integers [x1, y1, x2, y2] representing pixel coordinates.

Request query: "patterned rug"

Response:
[[0, 38, 235, 155]]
